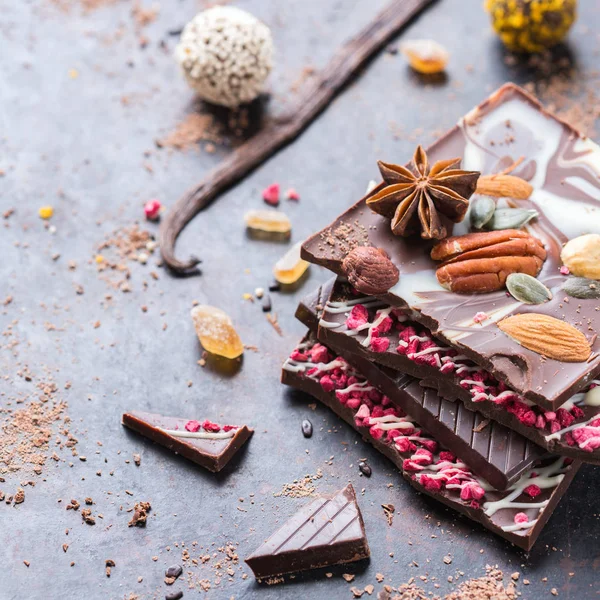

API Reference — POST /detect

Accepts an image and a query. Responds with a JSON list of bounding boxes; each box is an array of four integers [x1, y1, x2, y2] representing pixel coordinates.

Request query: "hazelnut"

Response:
[[341, 247, 399, 295]]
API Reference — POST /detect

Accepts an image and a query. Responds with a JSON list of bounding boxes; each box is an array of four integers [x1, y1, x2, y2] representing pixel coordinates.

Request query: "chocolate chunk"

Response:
[[358, 462, 372, 477], [261, 294, 272, 312], [282, 332, 580, 551], [296, 281, 546, 490], [165, 592, 183, 600], [268, 280, 281, 292], [301, 84, 599, 411], [165, 565, 182, 580], [245, 484, 369, 579], [121, 412, 253, 473], [301, 419, 313, 438]]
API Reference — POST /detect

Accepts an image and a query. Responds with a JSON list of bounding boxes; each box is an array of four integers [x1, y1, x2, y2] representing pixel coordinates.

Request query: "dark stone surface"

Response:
[[0, 1, 598, 599]]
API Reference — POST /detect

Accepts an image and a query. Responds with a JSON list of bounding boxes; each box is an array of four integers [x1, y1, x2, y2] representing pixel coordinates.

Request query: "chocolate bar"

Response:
[[121, 412, 253, 472], [301, 83, 600, 411], [298, 282, 547, 490], [245, 484, 369, 579], [282, 332, 580, 551], [318, 277, 600, 463]]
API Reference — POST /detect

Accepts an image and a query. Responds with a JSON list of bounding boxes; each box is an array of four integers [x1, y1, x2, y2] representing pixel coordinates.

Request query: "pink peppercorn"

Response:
[[144, 199, 162, 221]]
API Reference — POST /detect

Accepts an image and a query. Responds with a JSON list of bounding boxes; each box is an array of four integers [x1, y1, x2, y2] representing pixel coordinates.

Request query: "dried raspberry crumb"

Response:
[[201, 420, 221, 433], [473, 311, 489, 324], [420, 474, 442, 492], [185, 420, 201, 432], [144, 199, 161, 221], [346, 304, 369, 330], [369, 425, 384, 440], [523, 484, 541, 498], [370, 337, 390, 353], [319, 375, 335, 393], [286, 188, 300, 201], [262, 183, 280, 206], [560, 265, 570, 275], [514, 512, 529, 524], [439, 451, 456, 462]]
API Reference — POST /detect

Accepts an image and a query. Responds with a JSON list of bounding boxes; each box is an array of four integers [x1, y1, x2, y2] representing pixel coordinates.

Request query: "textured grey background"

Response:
[[0, 0, 598, 599]]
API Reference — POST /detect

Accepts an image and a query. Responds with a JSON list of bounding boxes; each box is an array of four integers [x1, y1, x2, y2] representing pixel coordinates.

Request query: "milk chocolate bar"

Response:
[[282, 333, 580, 551], [301, 83, 600, 411], [318, 277, 600, 463], [298, 281, 547, 490], [122, 411, 253, 472], [245, 484, 369, 579]]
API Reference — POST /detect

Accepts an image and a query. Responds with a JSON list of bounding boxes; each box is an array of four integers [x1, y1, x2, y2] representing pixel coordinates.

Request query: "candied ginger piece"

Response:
[[400, 39, 449, 74], [273, 241, 310, 284], [244, 209, 291, 234], [190, 305, 244, 359]]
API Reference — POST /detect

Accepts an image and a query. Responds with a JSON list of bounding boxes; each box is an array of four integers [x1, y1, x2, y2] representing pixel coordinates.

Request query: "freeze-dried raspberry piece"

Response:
[[309, 344, 329, 364], [355, 404, 370, 420], [514, 512, 529, 524], [523, 484, 541, 498], [346, 304, 369, 330], [370, 337, 390, 353], [369, 425, 384, 440], [319, 375, 335, 392], [185, 420, 202, 432], [439, 451, 456, 462], [290, 349, 308, 362], [202, 420, 221, 433], [420, 474, 442, 492]]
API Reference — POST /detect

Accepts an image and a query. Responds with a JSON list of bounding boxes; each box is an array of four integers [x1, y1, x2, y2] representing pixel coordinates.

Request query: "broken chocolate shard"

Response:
[[245, 484, 369, 579], [282, 332, 580, 551], [295, 281, 546, 490], [301, 83, 600, 411], [121, 411, 253, 472]]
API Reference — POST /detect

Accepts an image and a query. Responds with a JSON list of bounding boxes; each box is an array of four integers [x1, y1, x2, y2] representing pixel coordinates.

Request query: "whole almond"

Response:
[[476, 174, 533, 199], [497, 313, 591, 363], [342, 247, 399, 295]]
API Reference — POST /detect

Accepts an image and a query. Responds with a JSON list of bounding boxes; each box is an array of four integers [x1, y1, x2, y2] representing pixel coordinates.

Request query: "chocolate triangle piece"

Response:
[[122, 411, 253, 472], [245, 484, 369, 579]]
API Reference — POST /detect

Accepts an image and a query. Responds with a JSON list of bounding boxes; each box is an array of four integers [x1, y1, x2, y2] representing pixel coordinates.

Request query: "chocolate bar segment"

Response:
[[317, 278, 600, 463], [122, 411, 253, 472], [302, 83, 600, 411], [298, 282, 547, 490], [245, 484, 369, 579], [282, 333, 579, 551]]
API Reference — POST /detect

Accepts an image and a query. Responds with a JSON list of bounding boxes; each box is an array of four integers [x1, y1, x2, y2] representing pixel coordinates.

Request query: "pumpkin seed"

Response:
[[486, 208, 538, 231], [470, 196, 496, 229], [506, 273, 552, 304], [562, 277, 600, 300]]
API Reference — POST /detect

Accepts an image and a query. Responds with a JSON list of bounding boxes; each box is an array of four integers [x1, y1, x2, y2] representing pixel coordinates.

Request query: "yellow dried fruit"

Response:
[[273, 241, 310, 284], [560, 234, 600, 279], [39, 205, 54, 219], [400, 39, 449, 74], [190, 305, 243, 359], [498, 313, 591, 363], [244, 209, 291, 234]]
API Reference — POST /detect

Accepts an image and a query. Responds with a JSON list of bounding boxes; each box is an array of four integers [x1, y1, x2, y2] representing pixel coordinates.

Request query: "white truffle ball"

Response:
[[175, 6, 273, 109]]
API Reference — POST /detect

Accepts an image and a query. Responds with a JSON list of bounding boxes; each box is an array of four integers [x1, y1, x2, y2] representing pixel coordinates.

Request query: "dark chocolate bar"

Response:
[[301, 83, 600, 411], [317, 277, 600, 463], [245, 484, 369, 579], [121, 411, 253, 472], [282, 333, 580, 551], [298, 281, 547, 490]]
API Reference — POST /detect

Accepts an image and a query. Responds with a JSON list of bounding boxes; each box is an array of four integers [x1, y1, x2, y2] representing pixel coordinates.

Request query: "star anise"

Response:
[[366, 145, 480, 240]]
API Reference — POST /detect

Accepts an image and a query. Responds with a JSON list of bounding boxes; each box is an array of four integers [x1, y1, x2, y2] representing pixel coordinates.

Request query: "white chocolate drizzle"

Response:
[[161, 428, 236, 440]]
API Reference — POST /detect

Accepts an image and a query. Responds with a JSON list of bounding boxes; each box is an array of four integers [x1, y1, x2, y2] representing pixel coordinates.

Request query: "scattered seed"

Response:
[[486, 207, 538, 230], [301, 419, 313, 438], [563, 277, 600, 300], [506, 273, 552, 304], [470, 195, 496, 229], [358, 461, 372, 477], [261, 295, 272, 312]]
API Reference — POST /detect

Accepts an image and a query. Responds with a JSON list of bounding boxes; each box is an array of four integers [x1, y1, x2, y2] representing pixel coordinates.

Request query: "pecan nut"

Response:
[[431, 229, 546, 293], [342, 246, 399, 295]]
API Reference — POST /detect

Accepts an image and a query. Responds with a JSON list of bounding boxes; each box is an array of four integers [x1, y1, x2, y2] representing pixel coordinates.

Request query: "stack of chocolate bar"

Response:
[[282, 83, 600, 551]]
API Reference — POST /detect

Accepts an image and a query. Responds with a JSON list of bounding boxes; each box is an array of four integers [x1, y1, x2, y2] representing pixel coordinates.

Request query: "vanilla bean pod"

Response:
[[160, 0, 436, 274]]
